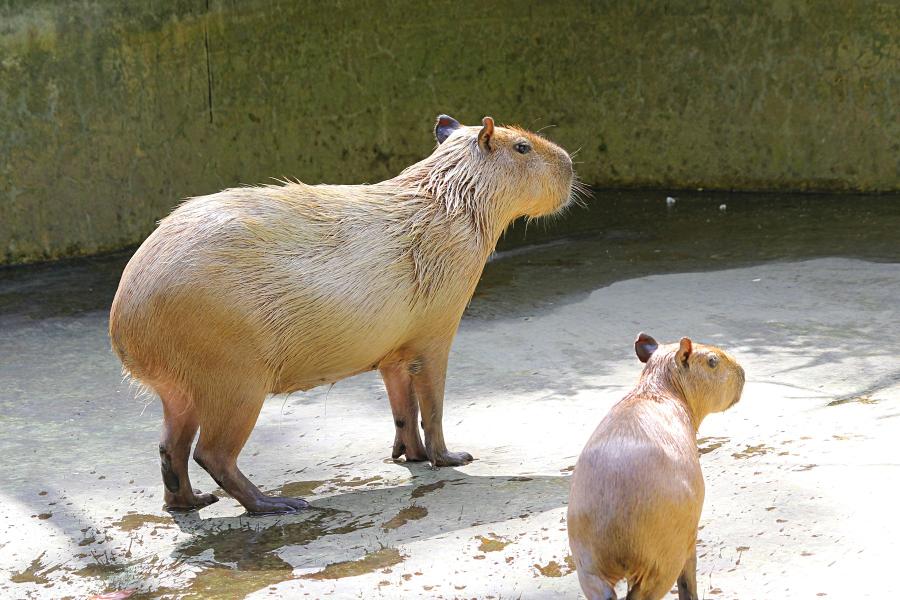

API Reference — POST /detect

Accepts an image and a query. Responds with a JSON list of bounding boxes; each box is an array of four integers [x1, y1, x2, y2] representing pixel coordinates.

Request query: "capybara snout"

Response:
[[568, 333, 744, 600]]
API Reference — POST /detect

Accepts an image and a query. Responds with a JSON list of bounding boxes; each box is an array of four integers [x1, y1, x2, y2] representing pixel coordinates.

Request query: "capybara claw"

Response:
[[246, 496, 310, 515], [430, 450, 474, 468]]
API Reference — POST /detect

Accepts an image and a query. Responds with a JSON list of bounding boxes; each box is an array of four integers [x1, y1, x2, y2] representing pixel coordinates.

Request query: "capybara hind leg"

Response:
[[158, 391, 218, 511], [193, 392, 308, 515], [676, 545, 698, 600], [409, 345, 473, 467], [576, 570, 617, 600], [380, 364, 427, 462]]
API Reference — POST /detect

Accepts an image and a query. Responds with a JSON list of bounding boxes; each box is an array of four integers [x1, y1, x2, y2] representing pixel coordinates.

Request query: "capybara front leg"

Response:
[[409, 346, 473, 468], [193, 393, 308, 515], [158, 390, 218, 511], [676, 544, 698, 600], [380, 364, 427, 462]]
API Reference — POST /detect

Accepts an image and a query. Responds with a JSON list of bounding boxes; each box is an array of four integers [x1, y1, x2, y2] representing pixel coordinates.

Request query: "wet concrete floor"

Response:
[[1, 190, 898, 599]]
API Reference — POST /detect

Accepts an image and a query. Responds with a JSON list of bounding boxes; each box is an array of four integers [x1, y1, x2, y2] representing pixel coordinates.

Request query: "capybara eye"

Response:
[[708, 355, 719, 368], [514, 142, 531, 154]]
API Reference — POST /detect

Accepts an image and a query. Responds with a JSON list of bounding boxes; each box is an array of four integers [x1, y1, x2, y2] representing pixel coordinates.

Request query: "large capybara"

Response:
[[567, 333, 745, 600], [109, 115, 580, 514]]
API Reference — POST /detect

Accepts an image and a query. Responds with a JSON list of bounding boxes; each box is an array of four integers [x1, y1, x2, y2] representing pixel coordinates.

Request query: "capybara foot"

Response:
[[392, 437, 428, 462], [244, 496, 310, 515], [164, 489, 219, 512], [429, 450, 474, 467]]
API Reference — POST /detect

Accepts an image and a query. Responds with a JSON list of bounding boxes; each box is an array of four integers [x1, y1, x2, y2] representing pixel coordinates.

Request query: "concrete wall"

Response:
[[2, 1, 898, 265]]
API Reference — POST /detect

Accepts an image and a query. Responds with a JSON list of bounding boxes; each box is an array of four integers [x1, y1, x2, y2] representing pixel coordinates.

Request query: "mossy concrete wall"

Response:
[[2, 1, 898, 265]]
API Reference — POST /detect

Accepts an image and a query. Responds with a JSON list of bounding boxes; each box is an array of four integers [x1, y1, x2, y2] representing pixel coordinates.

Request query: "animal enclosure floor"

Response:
[[1, 191, 898, 599]]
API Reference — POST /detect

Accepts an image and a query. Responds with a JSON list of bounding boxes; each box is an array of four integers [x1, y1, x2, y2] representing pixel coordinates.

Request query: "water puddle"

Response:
[[301, 547, 404, 580], [269, 479, 328, 497], [176, 507, 370, 569], [9, 552, 57, 585], [476, 533, 512, 553], [731, 444, 774, 459], [340, 475, 383, 488], [534, 555, 575, 577], [827, 395, 878, 407], [77, 506, 380, 598], [698, 436, 730, 455], [382, 505, 428, 531], [263, 475, 383, 500], [410, 480, 445, 499], [112, 513, 173, 532]]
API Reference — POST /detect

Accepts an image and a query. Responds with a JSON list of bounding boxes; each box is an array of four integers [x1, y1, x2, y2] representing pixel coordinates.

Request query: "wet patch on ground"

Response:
[[111, 513, 173, 532], [382, 505, 428, 531], [699, 436, 730, 455], [410, 480, 446, 499], [301, 547, 404, 580], [9, 553, 57, 585], [826, 395, 879, 407], [731, 444, 775, 459], [534, 555, 575, 577], [476, 533, 513, 553]]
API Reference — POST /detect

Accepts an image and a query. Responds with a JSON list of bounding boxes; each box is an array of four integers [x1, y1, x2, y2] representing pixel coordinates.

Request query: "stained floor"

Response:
[[1, 191, 898, 599]]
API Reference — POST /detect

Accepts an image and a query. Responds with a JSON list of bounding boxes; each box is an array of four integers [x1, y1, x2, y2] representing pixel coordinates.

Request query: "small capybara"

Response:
[[109, 115, 580, 514], [567, 333, 745, 600]]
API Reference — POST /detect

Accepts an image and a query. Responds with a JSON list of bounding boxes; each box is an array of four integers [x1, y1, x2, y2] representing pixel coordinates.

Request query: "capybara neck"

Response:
[[632, 350, 699, 429], [379, 123, 575, 301]]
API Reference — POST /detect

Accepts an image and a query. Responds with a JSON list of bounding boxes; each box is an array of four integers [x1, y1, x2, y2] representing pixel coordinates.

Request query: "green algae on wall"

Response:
[[1, 0, 898, 265]]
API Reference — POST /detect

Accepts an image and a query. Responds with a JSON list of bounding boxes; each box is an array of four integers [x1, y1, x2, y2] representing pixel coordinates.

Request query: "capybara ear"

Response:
[[676, 337, 693, 367], [478, 116, 495, 153], [634, 332, 658, 363], [434, 114, 462, 144]]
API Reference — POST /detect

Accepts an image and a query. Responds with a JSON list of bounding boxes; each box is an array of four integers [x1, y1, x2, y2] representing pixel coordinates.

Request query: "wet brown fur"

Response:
[[109, 116, 578, 514], [567, 335, 745, 600]]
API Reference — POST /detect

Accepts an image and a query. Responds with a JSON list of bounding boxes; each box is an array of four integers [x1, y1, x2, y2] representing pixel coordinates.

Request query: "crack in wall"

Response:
[[204, 0, 213, 124]]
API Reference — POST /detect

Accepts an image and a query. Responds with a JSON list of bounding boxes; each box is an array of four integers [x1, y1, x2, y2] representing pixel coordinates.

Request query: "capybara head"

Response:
[[635, 332, 745, 417], [423, 114, 579, 221]]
